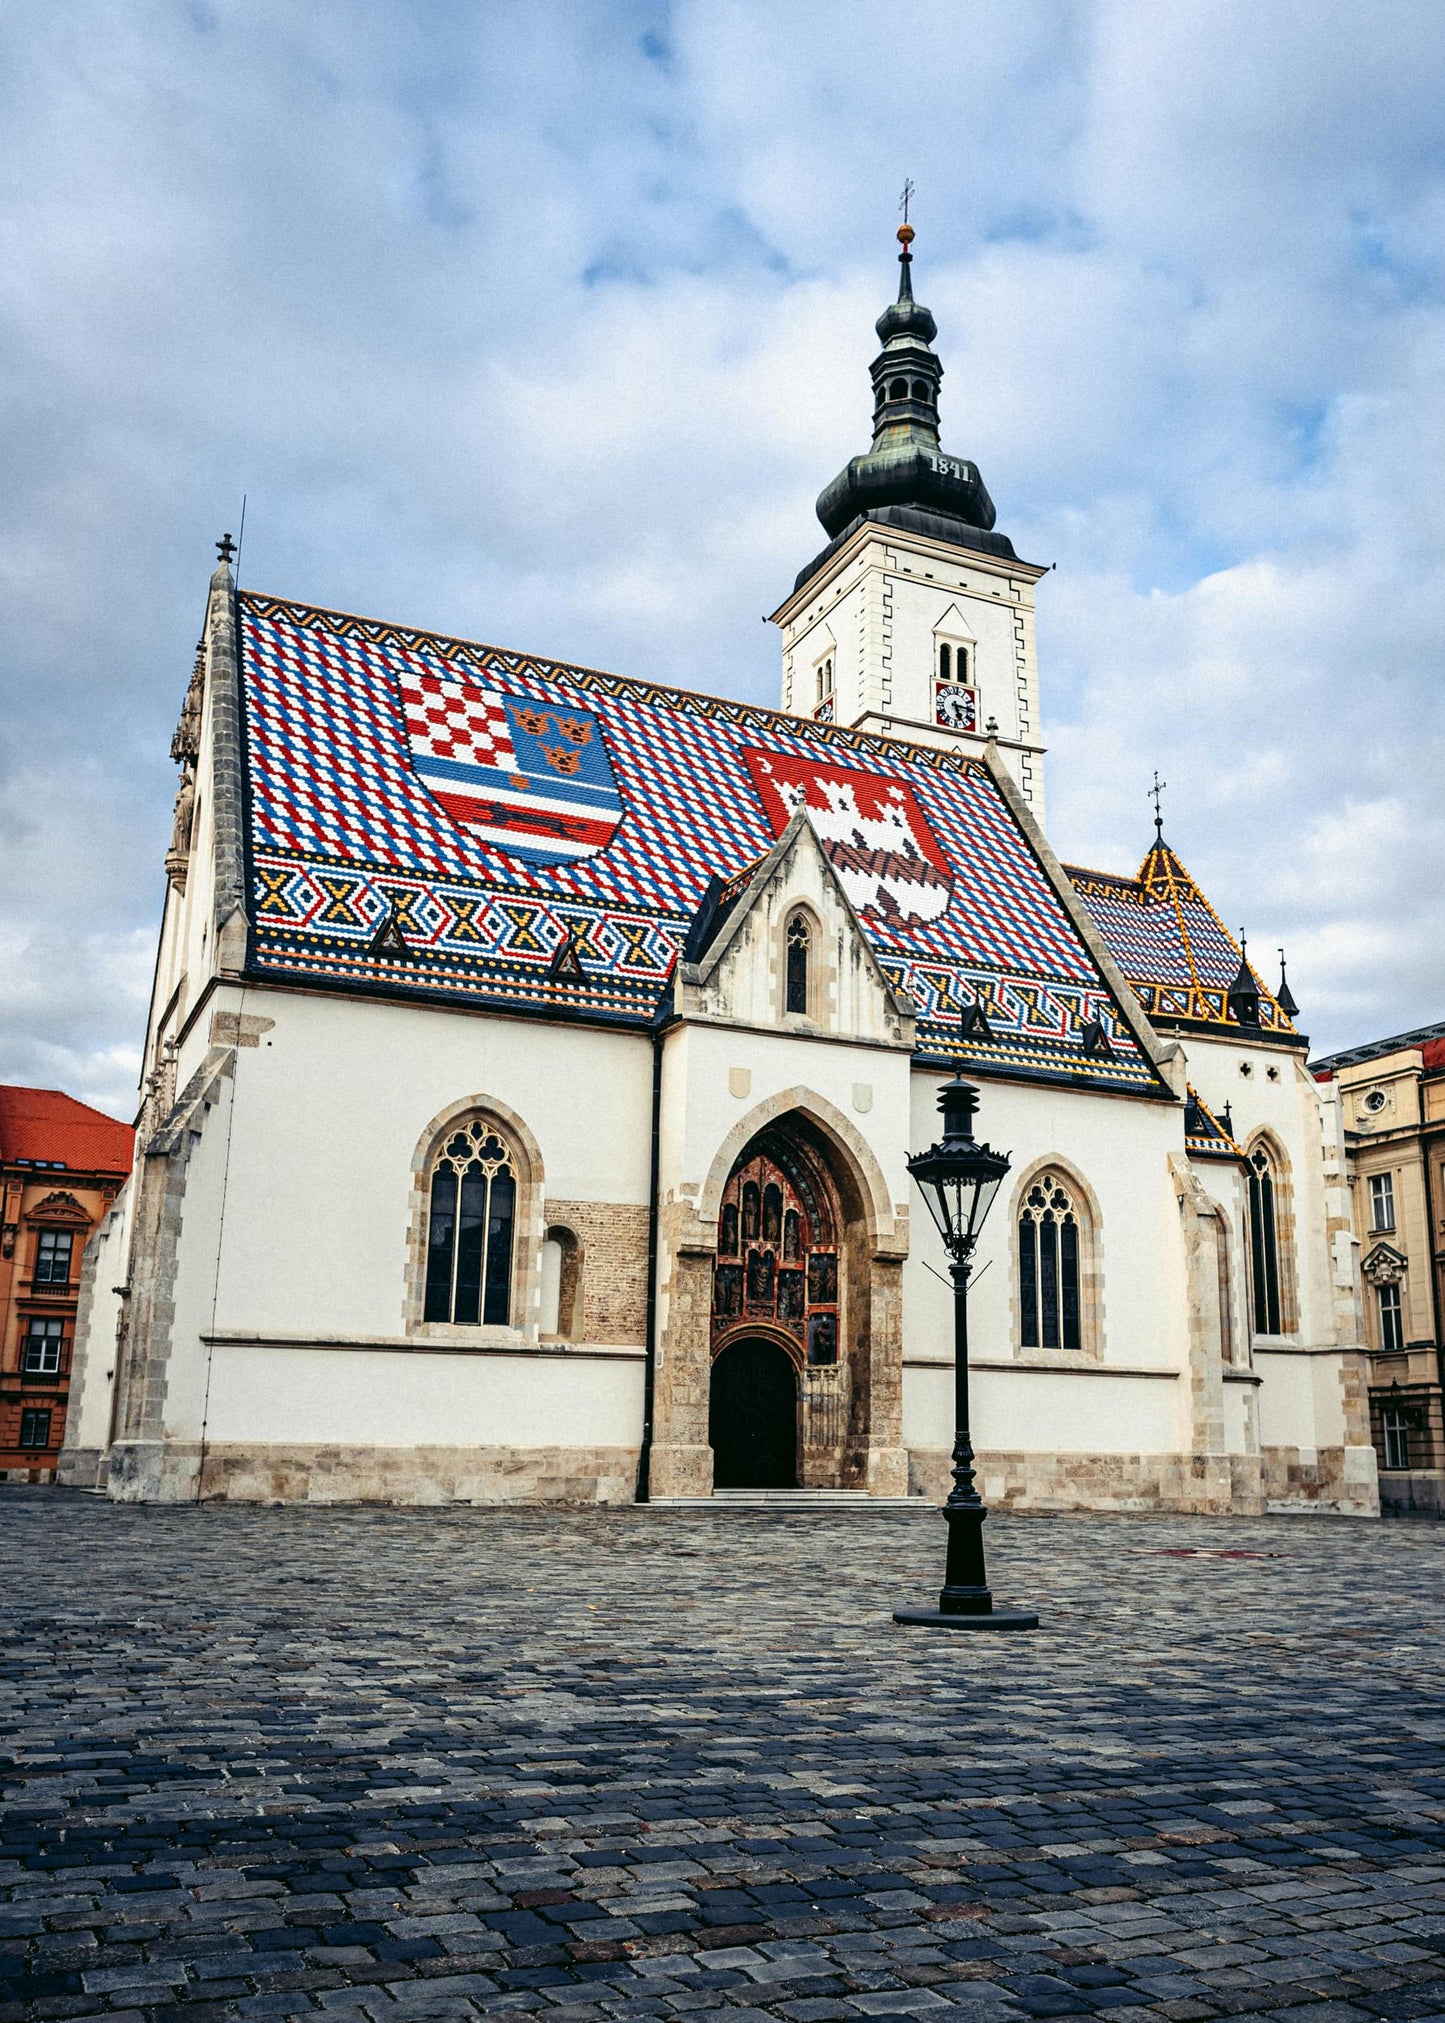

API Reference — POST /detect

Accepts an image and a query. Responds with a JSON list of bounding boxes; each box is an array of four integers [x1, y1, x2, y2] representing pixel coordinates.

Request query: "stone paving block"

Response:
[[1, 1495, 1444, 2023]]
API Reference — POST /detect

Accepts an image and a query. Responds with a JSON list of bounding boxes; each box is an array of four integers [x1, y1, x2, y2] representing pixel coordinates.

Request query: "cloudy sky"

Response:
[[4, 0, 1444, 1118]]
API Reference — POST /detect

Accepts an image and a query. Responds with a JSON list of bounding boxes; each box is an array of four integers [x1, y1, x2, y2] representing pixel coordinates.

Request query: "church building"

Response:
[[61, 228, 1378, 1515]]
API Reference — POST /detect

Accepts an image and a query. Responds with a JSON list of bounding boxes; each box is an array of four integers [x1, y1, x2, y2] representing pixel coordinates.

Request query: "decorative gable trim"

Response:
[[687, 807, 913, 1021]]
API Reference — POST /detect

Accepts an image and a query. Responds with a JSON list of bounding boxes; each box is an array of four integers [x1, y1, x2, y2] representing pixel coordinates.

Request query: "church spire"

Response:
[[811, 216, 1010, 558]]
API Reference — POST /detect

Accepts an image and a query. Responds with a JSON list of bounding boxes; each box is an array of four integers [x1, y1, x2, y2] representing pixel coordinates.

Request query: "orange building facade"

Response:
[[0, 1087, 133, 1480]]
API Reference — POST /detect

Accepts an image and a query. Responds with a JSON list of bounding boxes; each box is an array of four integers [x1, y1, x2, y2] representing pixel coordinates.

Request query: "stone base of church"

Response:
[[1261, 1443, 1380, 1517], [103, 1439, 642, 1506], [908, 1443, 1378, 1516]]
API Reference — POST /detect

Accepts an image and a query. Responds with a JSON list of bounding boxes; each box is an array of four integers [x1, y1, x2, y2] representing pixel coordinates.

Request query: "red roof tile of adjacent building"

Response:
[[0, 1086, 133, 1176]]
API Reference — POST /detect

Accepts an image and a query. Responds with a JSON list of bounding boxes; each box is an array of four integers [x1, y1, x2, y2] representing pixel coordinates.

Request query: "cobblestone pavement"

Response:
[[2, 1493, 1443, 2023]]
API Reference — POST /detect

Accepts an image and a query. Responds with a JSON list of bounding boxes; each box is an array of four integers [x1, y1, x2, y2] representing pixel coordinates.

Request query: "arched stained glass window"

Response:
[[786, 912, 810, 1015], [423, 1122, 516, 1325], [1019, 1174, 1082, 1351], [1247, 1147, 1283, 1336]]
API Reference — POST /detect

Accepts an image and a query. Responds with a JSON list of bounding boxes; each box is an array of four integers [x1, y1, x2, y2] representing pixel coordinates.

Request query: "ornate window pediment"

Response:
[[27, 1191, 90, 1225], [1362, 1241, 1408, 1288]]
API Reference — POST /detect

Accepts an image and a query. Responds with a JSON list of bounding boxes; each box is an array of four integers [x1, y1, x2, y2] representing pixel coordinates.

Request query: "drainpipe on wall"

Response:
[[635, 1024, 665, 1502]]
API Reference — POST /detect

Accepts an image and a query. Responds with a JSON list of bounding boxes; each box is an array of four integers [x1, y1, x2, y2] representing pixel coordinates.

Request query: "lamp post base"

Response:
[[893, 1606, 1040, 1631]]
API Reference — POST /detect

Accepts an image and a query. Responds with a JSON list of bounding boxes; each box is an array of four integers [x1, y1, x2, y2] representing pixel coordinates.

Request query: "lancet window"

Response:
[[1246, 1146, 1284, 1337], [423, 1120, 517, 1326], [1019, 1173, 1082, 1351], [785, 912, 811, 1015]]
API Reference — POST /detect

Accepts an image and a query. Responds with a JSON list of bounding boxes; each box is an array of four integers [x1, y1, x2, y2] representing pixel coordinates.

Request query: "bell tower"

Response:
[[770, 222, 1048, 814]]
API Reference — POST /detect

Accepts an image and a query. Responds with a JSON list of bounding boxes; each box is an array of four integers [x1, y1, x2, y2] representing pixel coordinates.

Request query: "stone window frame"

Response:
[[1006, 1156, 1106, 1365], [404, 1095, 546, 1346], [1242, 1128, 1300, 1341], [776, 899, 828, 1030], [540, 1222, 585, 1342]]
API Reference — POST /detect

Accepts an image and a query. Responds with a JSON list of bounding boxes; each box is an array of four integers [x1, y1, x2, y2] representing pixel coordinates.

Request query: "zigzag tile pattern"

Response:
[[237, 594, 1158, 1088]]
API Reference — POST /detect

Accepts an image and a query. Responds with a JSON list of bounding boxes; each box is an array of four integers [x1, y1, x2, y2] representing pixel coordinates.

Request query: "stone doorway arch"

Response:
[[649, 1090, 908, 1500]]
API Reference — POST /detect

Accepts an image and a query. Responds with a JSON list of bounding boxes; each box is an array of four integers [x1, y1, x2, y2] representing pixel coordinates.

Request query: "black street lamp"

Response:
[[895, 1072, 1039, 1632]]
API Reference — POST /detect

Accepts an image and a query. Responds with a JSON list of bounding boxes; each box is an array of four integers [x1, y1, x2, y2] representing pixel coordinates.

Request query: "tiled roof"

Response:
[[1313, 1019, 1445, 1075], [1066, 841, 1297, 1038], [0, 1086, 134, 1175], [1184, 1086, 1242, 1162], [235, 593, 1163, 1094]]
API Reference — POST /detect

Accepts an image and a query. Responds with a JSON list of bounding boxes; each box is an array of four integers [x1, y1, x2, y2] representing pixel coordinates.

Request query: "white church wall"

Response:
[[199, 1342, 643, 1452], [204, 986, 653, 1345], [902, 1363, 1178, 1457], [657, 1020, 913, 1219]]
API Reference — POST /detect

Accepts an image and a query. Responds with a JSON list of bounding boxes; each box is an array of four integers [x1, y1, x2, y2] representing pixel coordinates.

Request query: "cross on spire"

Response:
[[216, 531, 236, 564], [899, 178, 914, 226], [1148, 770, 1166, 842]]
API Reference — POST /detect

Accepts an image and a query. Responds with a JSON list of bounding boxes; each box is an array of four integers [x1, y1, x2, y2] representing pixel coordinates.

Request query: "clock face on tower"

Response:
[[934, 682, 978, 732]]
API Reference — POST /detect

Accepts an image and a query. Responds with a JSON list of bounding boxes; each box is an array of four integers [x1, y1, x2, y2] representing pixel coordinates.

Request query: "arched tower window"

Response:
[[938, 642, 952, 683], [786, 912, 810, 1015], [423, 1121, 516, 1325], [1019, 1173, 1082, 1351], [1246, 1146, 1283, 1336]]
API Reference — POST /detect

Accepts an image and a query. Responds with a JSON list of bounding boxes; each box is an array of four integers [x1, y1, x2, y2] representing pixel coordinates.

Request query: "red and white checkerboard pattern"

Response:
[[399, 668, 515, 769]]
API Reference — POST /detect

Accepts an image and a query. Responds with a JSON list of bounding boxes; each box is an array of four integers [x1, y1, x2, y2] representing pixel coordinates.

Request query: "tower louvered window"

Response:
[[423, 1123, 516, 1325], [1019, 1175, 1081, 1351]]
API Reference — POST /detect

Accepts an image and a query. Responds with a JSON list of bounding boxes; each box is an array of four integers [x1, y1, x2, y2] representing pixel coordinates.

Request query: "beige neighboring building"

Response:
[[1313, 1023, 1445, 1516]]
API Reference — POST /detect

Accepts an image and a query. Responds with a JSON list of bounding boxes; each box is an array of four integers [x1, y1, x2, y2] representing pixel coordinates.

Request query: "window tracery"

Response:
[[422, 1120, 517, 1326], [1018, 1173, 1083, 1351]]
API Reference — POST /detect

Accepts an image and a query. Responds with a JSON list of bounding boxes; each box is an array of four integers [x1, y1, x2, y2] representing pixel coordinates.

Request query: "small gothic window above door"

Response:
[[786, 912, 810, 1015]]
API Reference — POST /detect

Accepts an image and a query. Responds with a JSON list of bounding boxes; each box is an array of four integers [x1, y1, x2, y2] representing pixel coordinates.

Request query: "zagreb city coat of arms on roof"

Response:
[[745, 748, 953, 924], [398, 661, 624, 866]]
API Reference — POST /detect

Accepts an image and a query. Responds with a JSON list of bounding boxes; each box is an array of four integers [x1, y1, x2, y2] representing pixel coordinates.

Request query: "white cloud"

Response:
[[2, 0, 1445, 1112]]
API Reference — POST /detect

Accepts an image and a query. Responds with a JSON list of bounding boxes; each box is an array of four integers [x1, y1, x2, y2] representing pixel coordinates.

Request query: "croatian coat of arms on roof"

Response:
[[398, 657, 624, 867], [744, 748, 953, 925]]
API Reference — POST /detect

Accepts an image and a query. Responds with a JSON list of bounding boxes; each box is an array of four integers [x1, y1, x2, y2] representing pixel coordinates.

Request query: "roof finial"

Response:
[[1276, 948, 1300, 1021], [216, 531, 236, 565], [897, 178, 916, 299], [1148, 769, 1166, 844]]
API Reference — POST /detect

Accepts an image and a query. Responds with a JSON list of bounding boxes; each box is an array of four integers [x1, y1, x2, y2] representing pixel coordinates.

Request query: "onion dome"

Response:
[[797, 225, 1013, 591]]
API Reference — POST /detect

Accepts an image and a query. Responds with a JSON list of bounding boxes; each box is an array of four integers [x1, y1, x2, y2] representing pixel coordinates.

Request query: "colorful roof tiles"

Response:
[[1066, 840, 1297, 1040], [235, 593, 1164, 1093]]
